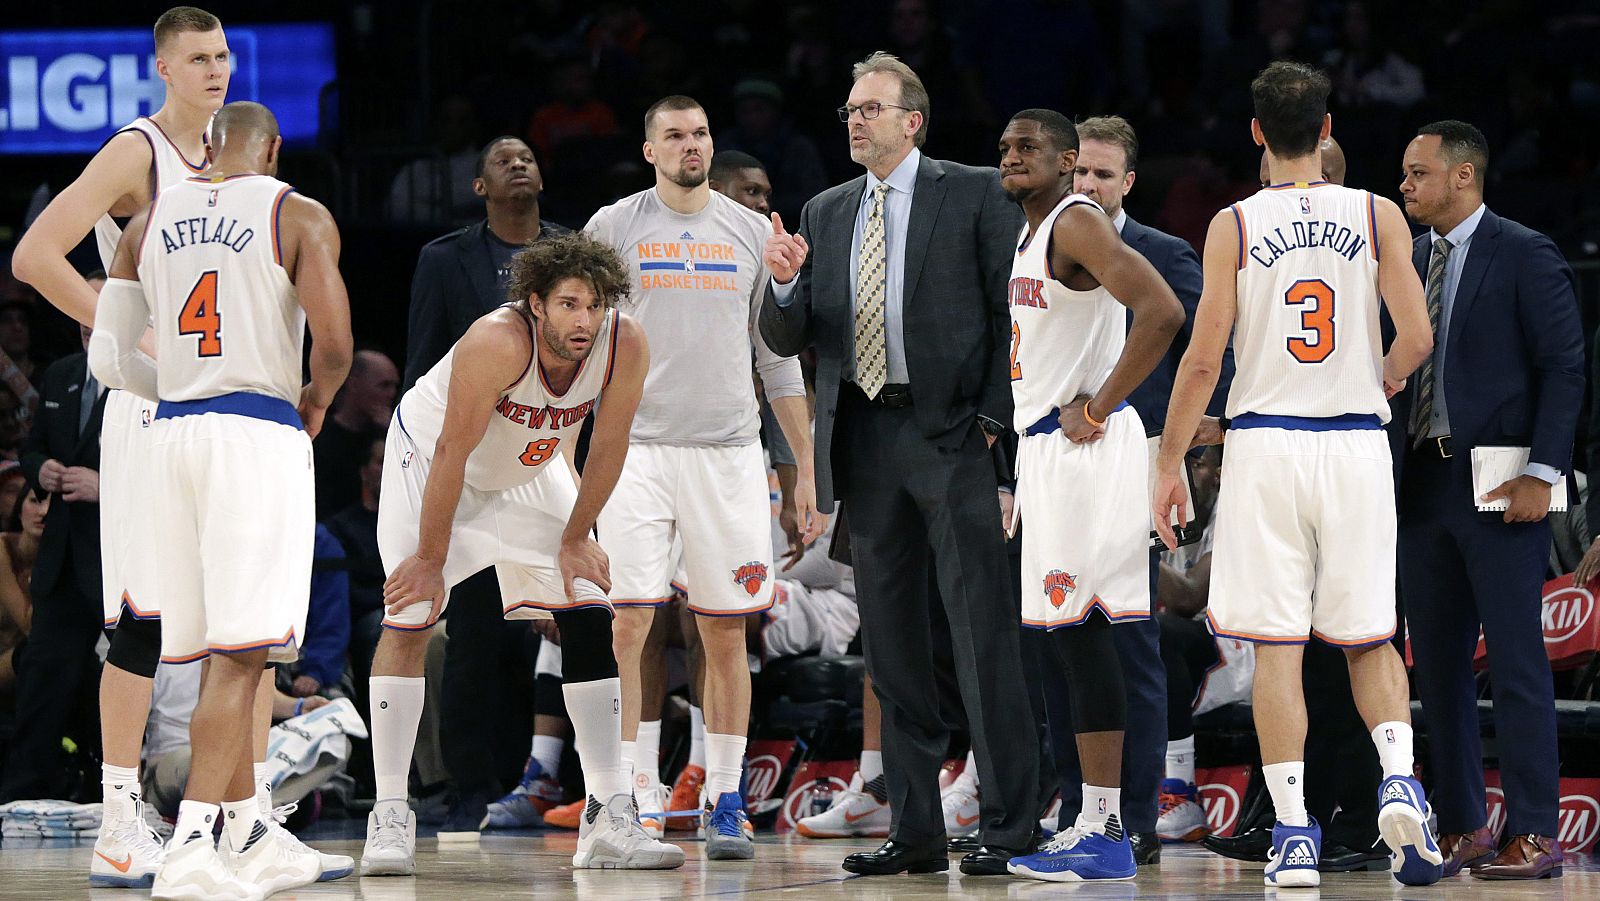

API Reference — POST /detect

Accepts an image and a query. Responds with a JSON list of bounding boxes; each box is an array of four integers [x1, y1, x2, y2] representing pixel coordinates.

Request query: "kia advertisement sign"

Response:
[[0, 23, 335, 154], [1484, 771, 1600, 853], [1197, 765, 1253, 838], [1541, 574, 1600, 668], [776, 759, 856, 834], [743, 739, 795, 817]]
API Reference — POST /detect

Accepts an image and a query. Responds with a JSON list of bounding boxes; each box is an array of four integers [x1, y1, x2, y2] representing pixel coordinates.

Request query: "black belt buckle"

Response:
[[876, 383, 912, 408], [1436, 435, 1452, 459]]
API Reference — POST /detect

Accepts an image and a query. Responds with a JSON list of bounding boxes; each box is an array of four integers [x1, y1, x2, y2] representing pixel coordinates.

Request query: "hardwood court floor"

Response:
[[0, 828, 1592, 899]]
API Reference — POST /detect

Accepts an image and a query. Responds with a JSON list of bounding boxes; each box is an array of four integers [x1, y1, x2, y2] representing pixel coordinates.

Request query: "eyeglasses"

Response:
[[836, 102, 912, 122]]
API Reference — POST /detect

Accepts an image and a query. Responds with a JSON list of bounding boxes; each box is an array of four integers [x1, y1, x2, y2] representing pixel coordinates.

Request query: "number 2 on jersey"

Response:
[[1010, 322, 1023, 380], [520, 437, 561, 467], [1284, 278, 1335, 363], [179, 270, 223, 357]]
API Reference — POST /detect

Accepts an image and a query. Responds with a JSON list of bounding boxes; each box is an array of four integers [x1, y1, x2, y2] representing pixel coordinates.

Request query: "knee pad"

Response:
[[551, 607, 619, 683], [105, 612, 161, 678], [1052, 613, 1127, 733]]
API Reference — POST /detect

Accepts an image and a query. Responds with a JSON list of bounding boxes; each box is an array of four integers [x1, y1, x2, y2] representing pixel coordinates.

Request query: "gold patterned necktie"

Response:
[[854, 183, 891, 398], [1410, 237, 1452, 447]]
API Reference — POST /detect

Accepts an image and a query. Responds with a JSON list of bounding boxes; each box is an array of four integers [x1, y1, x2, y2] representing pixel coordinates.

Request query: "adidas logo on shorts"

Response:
[[1284, 841, 1317, 867]]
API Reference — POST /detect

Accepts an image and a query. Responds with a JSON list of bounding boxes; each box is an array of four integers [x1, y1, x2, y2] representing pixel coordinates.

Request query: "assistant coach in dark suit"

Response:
[[1393, 120, 1581, 880], [403, 136, 568, 831], [761, 52, 1037, 876], [0, 341, 107, 801]]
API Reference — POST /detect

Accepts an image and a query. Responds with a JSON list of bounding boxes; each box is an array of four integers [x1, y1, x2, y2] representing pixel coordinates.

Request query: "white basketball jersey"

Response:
[[95, 117, 209, 269], [1226, 182, 1388, 421], [1008, 195, 1126, 431], [399, 307, 618, 491], [137, 175, 304, 405]]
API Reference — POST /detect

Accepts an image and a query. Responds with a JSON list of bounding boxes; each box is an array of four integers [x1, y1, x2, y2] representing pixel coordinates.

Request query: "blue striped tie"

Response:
[[1410, 238, 1452, 447]]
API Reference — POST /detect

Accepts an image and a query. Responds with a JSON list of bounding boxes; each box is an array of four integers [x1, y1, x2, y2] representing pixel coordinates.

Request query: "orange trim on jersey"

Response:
[[270, 186, 295, 268], [1367, 191, 1380, 261], [669, 580, 689, 596], [184, 173, 260, 184], [1230, 204, 1246, 271], [1021, 596, 1149, 630], [210, 629, 298, 654], [117, 590, 159, 624], [1205, 610, 1307, 645], [611, 596, 675, 607], [381, 619, 436, 632], [1311, 626, 1397, 648], [687, 597, 774, 617], [602, 310, 620, 388], [141, 117, 208, 173], [161, 649, 212, 664], [1264, 180, 1331, 190]]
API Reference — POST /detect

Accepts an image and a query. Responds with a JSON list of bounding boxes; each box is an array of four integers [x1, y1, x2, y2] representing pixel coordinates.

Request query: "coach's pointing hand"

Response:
[[765, 213, 809, 285], [384, 553, 446, 625]]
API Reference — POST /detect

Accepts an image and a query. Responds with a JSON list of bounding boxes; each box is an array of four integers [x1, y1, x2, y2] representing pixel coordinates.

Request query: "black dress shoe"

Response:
[[1202, 824, 1271, 862], [1318, 837, 1389, 872], [1131, 831, 1161, 865], [959, 844, 1031, 876], [947, 834, 981, 853], [842, 838, 950, 875]]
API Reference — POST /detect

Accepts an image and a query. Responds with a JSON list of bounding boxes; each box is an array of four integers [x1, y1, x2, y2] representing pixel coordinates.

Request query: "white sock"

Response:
[[564, 677, 628, 800], [253, 762, 273, 816], [1166, 735, 1197, 787], [636, 720, 662, 788], [688, 705, 706, 768], [859, 750, 884, 784], [531, 734, 564, 777], [221, 798, 265, 849], [1081, 784, 1122, 836], [704, 732, 746, 800], [619, 740, 637, 788], [173, 800, 219, 848], [1263, 761, 1309, 827], [370, 675, 425, 803], [102, 764, 140, 822], [1371, 721, 1414, 778]]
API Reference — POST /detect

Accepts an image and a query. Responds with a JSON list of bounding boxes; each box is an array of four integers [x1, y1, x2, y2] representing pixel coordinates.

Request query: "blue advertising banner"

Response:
[[0, 23, 335, 154]]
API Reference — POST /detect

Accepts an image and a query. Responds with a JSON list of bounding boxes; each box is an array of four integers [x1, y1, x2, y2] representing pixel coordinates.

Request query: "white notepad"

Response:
[[1470, 446, 1568, 513]]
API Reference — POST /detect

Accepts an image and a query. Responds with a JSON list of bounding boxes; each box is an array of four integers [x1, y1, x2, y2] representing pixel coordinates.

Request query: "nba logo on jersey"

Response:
[[401, 450, 414, 469], [684, 257, 697, 274], [208, 190, 219, 208], [1043, 570, 1077, 609], [141, 407, 154, 428], [732, 561, 769, 597], [1299, 195, 1312, 215]]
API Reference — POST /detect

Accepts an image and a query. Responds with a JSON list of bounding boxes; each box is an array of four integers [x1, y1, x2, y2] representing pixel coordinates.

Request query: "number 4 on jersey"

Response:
[[179, 270, 223, 357]]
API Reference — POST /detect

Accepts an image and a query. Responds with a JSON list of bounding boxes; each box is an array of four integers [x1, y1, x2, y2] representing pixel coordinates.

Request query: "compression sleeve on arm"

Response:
[[88, 277, 159, 401]]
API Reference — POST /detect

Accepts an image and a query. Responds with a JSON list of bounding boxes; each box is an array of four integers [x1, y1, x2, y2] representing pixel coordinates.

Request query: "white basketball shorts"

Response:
[[1014, 404, 1151, 629], [99, 388, 162, 625], [1207, 416, 1397, 647], [147, 395, 314, 664], [597, 441, 774, 616]]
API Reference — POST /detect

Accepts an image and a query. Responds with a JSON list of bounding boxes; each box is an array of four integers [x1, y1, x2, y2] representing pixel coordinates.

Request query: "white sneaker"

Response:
[[220, 819, 320, 895], [634, 781, 669, 839], [795, 772, 890, 838], [573, 794, 685, 869], [1156, 785, 1210, 842], [360, 800, 417, 877], [941, 777, 980, 837], [264, 802, 354, 881], [152, 838, 264, 901], [91, 798, 167, 888]]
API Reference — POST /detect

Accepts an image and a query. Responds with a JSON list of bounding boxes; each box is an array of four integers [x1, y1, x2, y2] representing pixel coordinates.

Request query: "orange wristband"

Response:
[[1083, 400, 1106, 429]]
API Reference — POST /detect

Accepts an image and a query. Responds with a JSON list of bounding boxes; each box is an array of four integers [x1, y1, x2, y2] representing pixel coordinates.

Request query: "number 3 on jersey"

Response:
[[180, 270, 223, 357], [1284, 278, 1335, 363]]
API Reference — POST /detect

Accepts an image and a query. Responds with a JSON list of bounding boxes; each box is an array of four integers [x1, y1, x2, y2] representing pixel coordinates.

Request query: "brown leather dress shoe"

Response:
[[1470, 834, 1562, 880], [1439, 827, 1496, 878]]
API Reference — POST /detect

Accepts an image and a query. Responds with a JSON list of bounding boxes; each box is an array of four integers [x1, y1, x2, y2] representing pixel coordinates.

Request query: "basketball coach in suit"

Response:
[[1393, 120, 1581, 880], [760, 52, 1038, 876]]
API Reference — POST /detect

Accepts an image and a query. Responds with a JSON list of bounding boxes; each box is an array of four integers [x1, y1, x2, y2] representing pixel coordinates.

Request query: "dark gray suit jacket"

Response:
[[758, 154, 1022, 511]]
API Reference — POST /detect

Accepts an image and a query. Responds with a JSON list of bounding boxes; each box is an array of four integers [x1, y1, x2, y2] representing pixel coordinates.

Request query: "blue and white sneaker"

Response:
[[703, 792, 754, 860], [485, 758, 563, 829], [1377, 775, 1443, 886], [1264, 817, 1322, 888], [1006, 817, 1136, 882]]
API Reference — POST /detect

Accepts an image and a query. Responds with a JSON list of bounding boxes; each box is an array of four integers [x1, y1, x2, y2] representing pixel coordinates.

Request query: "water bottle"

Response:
[[809, 778, 834, 817]]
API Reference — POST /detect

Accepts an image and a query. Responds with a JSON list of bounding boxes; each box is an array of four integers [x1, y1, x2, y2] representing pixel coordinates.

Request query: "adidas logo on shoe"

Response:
[[1381, 780, 1414, 804], [1284, 841, 1317, 867]]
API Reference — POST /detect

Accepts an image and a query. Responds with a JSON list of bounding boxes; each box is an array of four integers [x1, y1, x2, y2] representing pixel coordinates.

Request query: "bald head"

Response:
[[1258, 136, 1346, 187], [210, 101, 279, 149]]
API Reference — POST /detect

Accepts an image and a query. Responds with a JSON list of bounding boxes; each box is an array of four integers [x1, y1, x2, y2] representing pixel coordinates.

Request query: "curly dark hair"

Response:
[[506, 232, 632, 313]]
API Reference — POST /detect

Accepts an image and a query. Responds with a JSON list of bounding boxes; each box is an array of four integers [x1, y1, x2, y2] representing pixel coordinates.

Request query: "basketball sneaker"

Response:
[[152, 838, 263, 901], [262, 801, 354, 881], [1264, 817, 1322, 888], [485, 758, 563, 829], [359, 800, 417, 877], [1156, 778, 1210, 842], [572, 794, 685, 869], [635, 781, 670, 839], [1007, 816, 1136, 882], [544, 798, 584, 830], [1376, 775, 1443, 886], [91, 797, 166, 888], [666, 763, 705, 832], [796, 772, 890, 838], [941, 777, 981, 838], [219, 818, 320, 895], [703, 792, 755, 860]]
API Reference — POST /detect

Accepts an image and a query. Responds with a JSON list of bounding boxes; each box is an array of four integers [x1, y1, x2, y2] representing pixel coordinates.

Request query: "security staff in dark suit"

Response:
[[761, 52, 1037, 876], [1394, 120, 1582, 880], [402, 136, 569, 833], [0, 336, 108, 801]]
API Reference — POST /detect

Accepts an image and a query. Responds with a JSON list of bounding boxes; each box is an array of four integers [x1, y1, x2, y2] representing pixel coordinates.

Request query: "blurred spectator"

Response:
[[883, 0, 989, 163], [526, 58, 620, 160], [387, 95, 486, 227], [716, 79, 827, 223], [314, 349, 398, 520], [0, 298, 41, 423], [1321, 1, 1425, 109], [709, 149, 773, 215], [0, 384, 27, 463], [290, 525, 353, 701], [0, 461, 25, 524], [0, 484, 47, 704], [327, 435, 386, 685]]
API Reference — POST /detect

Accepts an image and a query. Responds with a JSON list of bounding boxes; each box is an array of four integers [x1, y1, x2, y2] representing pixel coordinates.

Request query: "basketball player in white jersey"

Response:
[[987, 110, 1183, 883], [359, 232, 682, 875], [583, 95, 821, 859], [92, 101, 352, 900], [1153, 61, 1441, 888]]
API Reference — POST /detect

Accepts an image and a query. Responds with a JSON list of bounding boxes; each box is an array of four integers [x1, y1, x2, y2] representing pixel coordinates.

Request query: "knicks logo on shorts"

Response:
[[1043, 570, 1077, 608], [732, 562, 769, 597], [401, 451, 414, 469]]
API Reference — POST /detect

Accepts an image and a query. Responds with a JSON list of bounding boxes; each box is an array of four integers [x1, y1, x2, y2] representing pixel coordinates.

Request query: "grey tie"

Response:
[[79, 373, 100, 437], [854, 184, 891, 399], [1410, 237, 1452, 447]]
